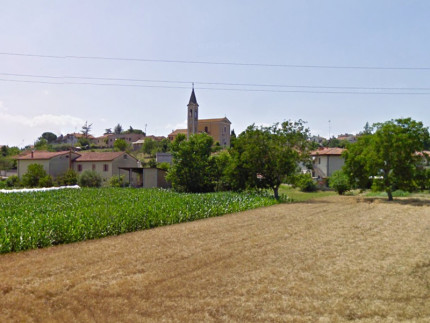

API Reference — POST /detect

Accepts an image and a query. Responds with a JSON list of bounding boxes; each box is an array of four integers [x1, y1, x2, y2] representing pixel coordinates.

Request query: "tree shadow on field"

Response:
[[357, 197, 430, 207]]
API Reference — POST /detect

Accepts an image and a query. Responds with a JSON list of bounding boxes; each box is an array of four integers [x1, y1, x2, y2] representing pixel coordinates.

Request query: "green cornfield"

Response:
[[0, 188, 277, 253]]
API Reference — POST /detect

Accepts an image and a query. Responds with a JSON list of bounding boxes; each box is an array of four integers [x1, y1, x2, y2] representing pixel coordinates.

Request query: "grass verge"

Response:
[[278, 184, 336, 202]]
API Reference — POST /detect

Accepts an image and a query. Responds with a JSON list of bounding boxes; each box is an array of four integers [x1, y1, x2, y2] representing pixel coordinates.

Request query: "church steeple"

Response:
[[187, 86, 199, 139]]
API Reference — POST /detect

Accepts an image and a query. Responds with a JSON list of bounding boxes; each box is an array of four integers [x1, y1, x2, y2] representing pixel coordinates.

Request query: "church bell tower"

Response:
[[187, 86, 199, 139]]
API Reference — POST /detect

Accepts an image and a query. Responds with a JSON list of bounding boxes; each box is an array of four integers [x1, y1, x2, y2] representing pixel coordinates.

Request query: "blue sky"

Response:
[[0, 1, 429, 147]]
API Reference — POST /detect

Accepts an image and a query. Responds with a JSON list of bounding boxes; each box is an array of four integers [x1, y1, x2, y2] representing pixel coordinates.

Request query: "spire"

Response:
[[189, 86, 198, 105]]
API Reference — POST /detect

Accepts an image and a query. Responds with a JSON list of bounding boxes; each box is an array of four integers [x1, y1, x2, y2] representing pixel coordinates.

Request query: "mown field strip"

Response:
[[0, 196, 429, 322]]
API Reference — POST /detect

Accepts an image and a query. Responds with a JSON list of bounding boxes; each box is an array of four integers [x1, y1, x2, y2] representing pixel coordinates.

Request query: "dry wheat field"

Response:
[[1, 195, 429, 322]]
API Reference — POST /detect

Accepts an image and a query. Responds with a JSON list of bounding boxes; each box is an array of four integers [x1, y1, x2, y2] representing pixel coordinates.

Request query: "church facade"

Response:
[[168, 89, 232, 147]]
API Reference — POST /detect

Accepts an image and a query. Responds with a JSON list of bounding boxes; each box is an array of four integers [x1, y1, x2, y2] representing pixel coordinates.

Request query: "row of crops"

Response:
[[0, 188, 278, 253]]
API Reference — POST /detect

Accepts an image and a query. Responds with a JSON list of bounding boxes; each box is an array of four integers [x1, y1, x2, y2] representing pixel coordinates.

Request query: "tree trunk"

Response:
[[387, 189, 393, 201], [273, 186, 279, 200]]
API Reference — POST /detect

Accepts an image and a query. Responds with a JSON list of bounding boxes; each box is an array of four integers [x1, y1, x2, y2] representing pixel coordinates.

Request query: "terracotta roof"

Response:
[[17, 151, 77, 160], [416, 151, 430, 157], [168, 129, 187, 136], [311, 147, 345, 156], [198, 117, 231, 124], [75, 151, 133, 162]]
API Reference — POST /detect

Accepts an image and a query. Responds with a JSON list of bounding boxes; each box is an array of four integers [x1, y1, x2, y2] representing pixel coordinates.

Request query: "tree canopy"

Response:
[[166, 133, 215, 193], [343, 118, 429, 200], [227, 120, 311, 199]]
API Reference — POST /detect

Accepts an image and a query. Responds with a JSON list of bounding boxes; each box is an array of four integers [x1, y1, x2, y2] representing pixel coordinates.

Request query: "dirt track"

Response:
[[1, 196, 430, 322]]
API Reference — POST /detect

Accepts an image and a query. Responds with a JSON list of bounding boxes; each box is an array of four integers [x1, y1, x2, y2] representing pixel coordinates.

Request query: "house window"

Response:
[[77, 164, 82, 172], [318, 158, 321, 164], [224, 126, 227, 133], [103, 164, 109, 172], [92, 164, 96, 171], [123, 154, 128, 159], [204, 126, 208, 133], [194, 111, 197, 119]]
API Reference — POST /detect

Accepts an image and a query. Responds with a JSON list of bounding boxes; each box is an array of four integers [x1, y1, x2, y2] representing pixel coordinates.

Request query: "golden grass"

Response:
[[1, 196, 429, 322]]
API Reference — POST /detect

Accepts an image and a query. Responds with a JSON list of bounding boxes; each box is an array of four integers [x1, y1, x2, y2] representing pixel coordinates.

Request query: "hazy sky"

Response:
[[1, 0, 429, 147]]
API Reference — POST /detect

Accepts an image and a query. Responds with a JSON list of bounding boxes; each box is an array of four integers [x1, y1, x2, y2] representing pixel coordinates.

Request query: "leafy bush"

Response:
[[6, 175, 20, 188], [329, 170, 351, 195], [0, 180, 6, 189], [57, 169, 78, 186], [78, 170, 102, 187], [157, 162, 170, 171], [39, 175, 53, 188], [295, 173, 317, 192], [22, 164, 49, 187], [109, 175, 125, 187]]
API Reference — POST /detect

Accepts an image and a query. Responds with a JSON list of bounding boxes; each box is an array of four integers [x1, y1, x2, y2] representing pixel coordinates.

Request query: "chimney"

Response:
[[31, 151, 34, 159]]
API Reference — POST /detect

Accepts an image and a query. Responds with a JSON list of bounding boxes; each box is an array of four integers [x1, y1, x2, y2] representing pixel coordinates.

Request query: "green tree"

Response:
[[34, 138, 49, 150], [142, 138, 157, 156], [22, 164, 50, 187], [344, 118, 429, 201], [77, 137, 90, 148], [114, 123, 123, 134], [342, 134, 374, 190], [81, 121, 92, 138], [166, 133, 215, 193], [228, 120, 311, 199], [329, 170, 351, 195], [114, 138, 129, 152], [41, 132, 58, 143]]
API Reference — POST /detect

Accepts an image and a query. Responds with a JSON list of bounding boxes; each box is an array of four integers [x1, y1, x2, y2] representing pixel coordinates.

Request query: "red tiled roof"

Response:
[[168, 129, 187, 136], [17, 151, 76, 160], [199, 117, 231, 124], [75, 151, 134, 162], [311, 147, 345, 156]]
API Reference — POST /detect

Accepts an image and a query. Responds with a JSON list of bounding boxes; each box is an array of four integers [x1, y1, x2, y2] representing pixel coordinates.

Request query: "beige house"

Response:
[[93, 133, 146, 148], [17, 151, 80, 179], [17, 150, 139, 185], [168, 89, 232, 146], [73, 152, 139, 183], [311, 147, 346, 179]]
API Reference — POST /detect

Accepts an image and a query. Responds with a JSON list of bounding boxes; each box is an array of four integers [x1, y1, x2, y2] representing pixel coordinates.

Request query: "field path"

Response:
[[1, 196, 430, 322]]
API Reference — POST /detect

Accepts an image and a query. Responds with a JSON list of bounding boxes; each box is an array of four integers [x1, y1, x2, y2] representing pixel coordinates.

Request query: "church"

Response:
[[168, 89, 232, 147]]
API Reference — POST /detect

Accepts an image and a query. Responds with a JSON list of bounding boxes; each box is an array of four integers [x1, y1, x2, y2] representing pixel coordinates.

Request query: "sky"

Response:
[[0, 0, 429, 147]]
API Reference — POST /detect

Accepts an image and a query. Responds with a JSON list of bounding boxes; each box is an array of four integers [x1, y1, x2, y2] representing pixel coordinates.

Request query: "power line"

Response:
[[1, 72, 430, 91], [1, 77, 430, 95], [0, 51, 429, 71]]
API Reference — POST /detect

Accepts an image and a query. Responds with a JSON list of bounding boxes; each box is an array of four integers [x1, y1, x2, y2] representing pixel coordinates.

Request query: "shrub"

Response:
[[148, 158, 157, 168], [39, 175, 53, 188], [109, 175, 125, 187], [6, 175, 20, 188], [79, 170, 102, 187], [60, 169, 78, 186], [22, 164, 48, 188], [157, 162, 170, 171], [295, 173, 317, 192], [329, 170, 351, 195], [0, 180, 6, 189]]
